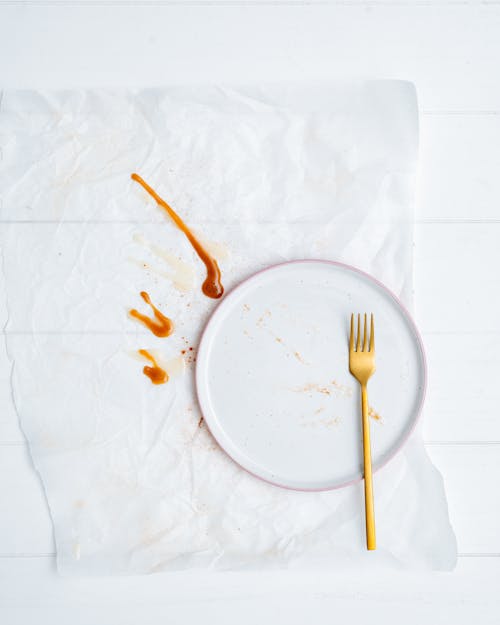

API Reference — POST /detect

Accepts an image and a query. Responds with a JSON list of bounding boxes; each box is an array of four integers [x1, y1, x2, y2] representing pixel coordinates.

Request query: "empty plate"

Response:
[[196, 260, 426, 490]]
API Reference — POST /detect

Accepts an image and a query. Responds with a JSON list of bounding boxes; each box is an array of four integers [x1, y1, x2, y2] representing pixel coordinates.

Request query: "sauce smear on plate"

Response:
[[131, 173, 224, 299], [138, 349, 168, 385], [130, 291, 173, 337]]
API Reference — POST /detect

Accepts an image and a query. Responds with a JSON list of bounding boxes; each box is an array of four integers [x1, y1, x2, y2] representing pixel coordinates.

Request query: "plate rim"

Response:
[[195, 258, 427, 491]]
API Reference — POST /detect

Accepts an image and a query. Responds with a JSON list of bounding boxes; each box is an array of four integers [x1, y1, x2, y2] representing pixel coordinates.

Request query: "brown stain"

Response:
[[256, 310, 272, 328], [129, 291, 173, 337], [138, 349, 168, 385], [181, 337, 195, 362], [293, 380, 353, 398], [302, 416, 340, 429], [368, 406, 382, 422], [255, 312, 307, 364], [294, 383, 331, 396], [180, 341, 197, 366], [331, 379, 353, 398], [294, 351, 305, 364], [198, 416, 204, 428], [131, 173, 224, 299], [323, 416, 341, 427]]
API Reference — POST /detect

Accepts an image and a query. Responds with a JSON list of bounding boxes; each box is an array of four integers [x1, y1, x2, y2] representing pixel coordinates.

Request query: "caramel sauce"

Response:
[[138, 349, 168, 385], [131, 173, 224, 299], [129, 291, 173, 337]]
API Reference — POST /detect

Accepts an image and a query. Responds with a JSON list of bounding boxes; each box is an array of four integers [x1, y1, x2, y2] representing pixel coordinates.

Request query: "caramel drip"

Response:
[[138, 350, 168, 385], [129, 291, 173, 338], [131, 173, 224, 299]]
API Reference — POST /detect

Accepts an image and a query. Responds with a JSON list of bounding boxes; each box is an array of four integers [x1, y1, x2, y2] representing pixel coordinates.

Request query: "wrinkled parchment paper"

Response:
[[0, 83, 457, 575]]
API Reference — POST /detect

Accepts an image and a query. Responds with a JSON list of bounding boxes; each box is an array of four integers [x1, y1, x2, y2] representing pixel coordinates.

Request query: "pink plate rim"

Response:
[[195, 258, 427, 492]]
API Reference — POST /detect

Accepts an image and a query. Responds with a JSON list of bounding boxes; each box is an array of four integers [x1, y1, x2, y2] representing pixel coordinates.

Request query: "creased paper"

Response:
[[0, 82, 457, 575]]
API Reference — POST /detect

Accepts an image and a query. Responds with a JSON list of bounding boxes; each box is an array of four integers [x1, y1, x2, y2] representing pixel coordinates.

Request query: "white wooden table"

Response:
[[0, 3, 499, 623]]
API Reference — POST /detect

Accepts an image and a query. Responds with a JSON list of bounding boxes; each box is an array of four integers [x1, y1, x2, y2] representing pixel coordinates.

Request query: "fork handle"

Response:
[[361, 384, 376, 550]]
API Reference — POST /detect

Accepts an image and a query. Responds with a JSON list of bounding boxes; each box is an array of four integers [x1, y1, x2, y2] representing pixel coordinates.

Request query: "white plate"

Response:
[[196, 260, 426, 491]]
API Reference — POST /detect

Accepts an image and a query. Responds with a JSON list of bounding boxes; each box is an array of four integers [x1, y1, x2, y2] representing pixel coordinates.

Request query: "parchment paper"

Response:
[[0, 83, 457, 575]]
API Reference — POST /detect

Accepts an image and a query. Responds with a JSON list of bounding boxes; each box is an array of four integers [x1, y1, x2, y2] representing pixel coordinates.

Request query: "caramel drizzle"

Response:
[[129, 291, 173, 337], [138, 350, 168, 385], [131, 173, 224, 299]]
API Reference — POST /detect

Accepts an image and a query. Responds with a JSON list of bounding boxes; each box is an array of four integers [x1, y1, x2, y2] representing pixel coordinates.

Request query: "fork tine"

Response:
[[349, 313, 354, 351], [370, 314, 375, 352], [363, 313, 367, 351], [356, 314, 361, 351]]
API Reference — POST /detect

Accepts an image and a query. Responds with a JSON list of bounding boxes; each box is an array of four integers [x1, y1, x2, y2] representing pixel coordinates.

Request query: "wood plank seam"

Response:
[[0, 553, 496, 559], [2, 1, 500, 6], [0, 436, 499, 446]]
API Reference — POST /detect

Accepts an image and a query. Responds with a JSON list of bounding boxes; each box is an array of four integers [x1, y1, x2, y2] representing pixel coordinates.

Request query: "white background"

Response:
[[0, 2, 499, 623]]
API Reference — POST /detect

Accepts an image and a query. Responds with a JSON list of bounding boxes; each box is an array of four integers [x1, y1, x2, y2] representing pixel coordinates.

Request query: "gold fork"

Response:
[[349, 313, 376, 551]]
